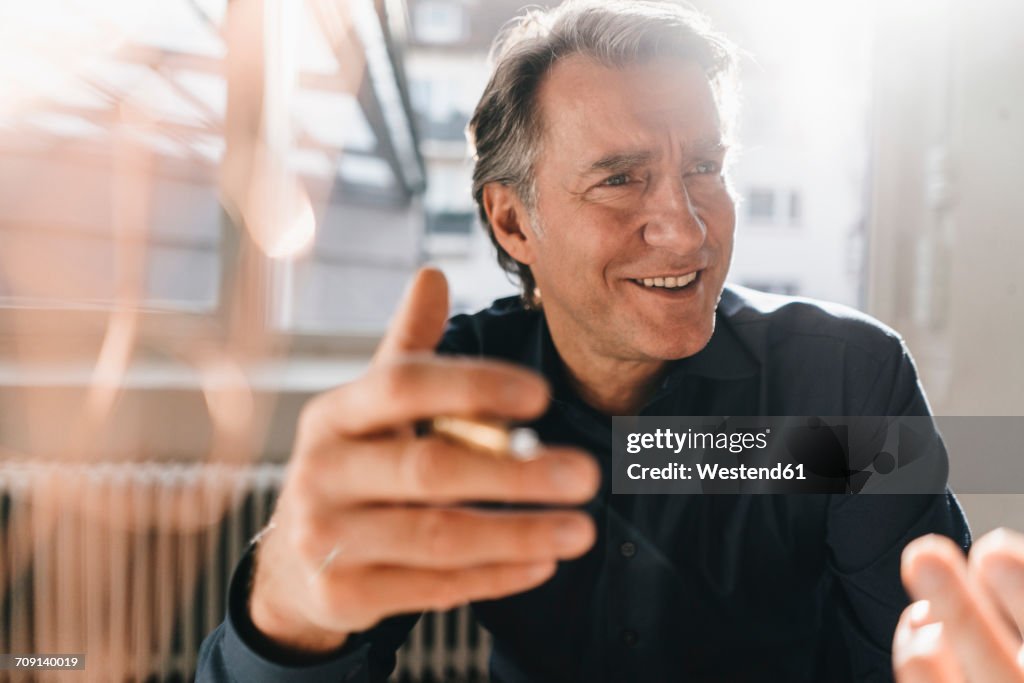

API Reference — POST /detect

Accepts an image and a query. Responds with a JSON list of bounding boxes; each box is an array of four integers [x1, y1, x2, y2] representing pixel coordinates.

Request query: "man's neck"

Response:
[[545, 316, 669, 416]]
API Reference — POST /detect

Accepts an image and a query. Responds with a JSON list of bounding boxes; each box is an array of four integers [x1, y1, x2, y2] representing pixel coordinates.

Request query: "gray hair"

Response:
[[467, 0, 739, 307]]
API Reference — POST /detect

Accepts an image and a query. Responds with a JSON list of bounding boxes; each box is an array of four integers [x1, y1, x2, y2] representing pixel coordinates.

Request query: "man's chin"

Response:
[[632, 322, 715, 361], [619, 296, 719, 358]]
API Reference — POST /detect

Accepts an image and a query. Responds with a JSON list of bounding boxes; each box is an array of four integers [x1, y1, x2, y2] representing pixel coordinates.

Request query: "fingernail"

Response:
[[555, 517, 588, 551], [907, 600, 932, 627], [910, 622, 945, 654]]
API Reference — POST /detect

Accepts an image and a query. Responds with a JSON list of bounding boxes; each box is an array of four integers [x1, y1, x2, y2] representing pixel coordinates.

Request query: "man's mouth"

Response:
[[629, 271, 700, 290]]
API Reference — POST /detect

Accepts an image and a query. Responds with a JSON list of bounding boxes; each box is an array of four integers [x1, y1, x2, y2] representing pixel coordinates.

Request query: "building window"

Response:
[[426, 210, 475, 235], [409, 74, 473, 142], [413, 1, 467, 45], [747, 188, 775, 222], [788, 190, 802, 226], [0, 0, 424, 338]]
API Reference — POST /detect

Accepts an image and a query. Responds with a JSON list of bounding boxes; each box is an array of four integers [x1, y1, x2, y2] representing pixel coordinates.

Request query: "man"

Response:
[[197, 1, 971, 680]]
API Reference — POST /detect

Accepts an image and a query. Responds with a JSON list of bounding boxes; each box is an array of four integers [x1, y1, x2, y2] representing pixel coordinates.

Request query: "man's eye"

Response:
[[601, 173, 630, 187], [694, 161, 721, 175]]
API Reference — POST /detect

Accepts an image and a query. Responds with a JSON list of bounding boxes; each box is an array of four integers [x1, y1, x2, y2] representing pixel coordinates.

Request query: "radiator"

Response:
[[0, 463, 491, 682]]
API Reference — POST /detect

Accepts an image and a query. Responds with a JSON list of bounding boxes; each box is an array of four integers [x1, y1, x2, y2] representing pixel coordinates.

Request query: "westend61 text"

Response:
[[627, 462, 807, 481]]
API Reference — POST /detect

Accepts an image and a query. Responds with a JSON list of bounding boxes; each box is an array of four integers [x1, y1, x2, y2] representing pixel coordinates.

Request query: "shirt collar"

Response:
[[519, 312, 573, 402], [675, 309, 760, 381]]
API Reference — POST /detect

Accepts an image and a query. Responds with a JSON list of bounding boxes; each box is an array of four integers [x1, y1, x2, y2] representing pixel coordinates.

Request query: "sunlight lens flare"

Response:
[[0, 1, 150, 118]]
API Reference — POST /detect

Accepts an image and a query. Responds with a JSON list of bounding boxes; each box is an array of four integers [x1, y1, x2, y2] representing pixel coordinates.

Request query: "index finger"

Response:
[[374, 267, 450, 363], [306, 355, 549, 439]]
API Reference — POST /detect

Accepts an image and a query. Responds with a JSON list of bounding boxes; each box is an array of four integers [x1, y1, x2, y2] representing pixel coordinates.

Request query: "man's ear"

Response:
[[482, 183, 537, 265]]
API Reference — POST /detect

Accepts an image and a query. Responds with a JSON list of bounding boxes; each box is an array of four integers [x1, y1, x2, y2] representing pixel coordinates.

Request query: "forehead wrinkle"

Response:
[[541, 58, 728, 182], [661, 124, 727, 154], [581, 133, 728, 177]]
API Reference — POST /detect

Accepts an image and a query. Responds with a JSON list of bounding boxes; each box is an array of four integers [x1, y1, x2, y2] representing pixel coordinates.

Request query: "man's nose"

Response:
[[641, 176, 706, 254]]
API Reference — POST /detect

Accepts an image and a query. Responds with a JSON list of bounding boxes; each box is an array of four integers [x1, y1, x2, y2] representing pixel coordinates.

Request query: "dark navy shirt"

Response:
[[197, 285, 971, 682]]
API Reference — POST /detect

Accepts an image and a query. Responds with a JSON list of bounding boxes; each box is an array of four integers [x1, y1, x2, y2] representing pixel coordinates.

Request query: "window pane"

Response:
[[0, 0, 228, 313], [747, 189, 776, 222], [789, 190, 802, 226], [427, 210, 474, 235]]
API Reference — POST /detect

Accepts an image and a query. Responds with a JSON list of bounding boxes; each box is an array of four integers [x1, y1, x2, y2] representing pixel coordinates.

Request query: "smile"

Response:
[[630, 271, 699, 289]]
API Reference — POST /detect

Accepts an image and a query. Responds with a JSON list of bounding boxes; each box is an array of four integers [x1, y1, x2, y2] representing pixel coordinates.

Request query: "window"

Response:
[[1, 0, 426, 342], [747, 188, 776, 222], [409, 73, 473, 142], [427, 210, 475, 235], [788, 190, 802, 226], [0, 9, 227, 313], [413, 1, 467, 45]]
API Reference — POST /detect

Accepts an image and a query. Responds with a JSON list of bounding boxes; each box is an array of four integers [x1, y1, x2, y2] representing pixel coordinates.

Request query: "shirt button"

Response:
[[621, 628, 639, 647], [620, 541, 636, 558]]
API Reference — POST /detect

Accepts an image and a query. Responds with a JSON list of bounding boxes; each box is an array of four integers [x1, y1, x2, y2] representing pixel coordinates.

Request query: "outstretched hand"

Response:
[[248, 267, 600, 655], [895, 528, 1024, 682]]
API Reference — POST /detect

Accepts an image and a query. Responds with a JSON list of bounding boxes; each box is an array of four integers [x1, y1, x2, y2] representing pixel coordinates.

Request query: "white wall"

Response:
[[867, 0, 1024, 533], [697, 0, 871, 306]]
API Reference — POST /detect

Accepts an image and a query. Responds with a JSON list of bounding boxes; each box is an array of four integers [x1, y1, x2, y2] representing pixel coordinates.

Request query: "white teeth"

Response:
[[635, 272, 698, 289]]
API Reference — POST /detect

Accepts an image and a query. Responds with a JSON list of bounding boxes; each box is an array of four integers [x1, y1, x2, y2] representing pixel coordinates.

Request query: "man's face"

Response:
[[525, 55, 736, 362]]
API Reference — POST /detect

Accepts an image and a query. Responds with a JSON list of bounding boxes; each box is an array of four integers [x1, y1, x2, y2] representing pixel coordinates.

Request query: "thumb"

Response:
[[373, 267, 450, 363]]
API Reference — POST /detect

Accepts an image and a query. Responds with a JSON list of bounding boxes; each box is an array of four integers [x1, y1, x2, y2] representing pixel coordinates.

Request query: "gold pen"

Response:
[[429, 416, 540, 460]]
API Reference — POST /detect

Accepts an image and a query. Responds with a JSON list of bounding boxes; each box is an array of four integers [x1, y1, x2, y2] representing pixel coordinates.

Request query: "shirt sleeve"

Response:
[[825, 337, 971, 682], [196, 545, 420, 683]]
